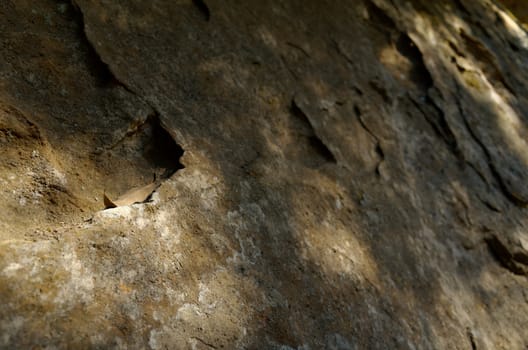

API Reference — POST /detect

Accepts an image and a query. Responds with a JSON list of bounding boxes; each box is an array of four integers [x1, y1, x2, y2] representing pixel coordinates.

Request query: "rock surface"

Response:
[[1, 0, 528, 348], [499, 0, 528, 23]]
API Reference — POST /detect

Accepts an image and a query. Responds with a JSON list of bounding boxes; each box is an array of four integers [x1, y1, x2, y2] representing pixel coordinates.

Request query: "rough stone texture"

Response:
[[1, 0, 528, 348]]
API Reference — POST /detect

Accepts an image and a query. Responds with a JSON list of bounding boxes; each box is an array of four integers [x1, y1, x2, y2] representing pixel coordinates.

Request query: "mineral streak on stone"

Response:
[[1, 0, 528, 349]]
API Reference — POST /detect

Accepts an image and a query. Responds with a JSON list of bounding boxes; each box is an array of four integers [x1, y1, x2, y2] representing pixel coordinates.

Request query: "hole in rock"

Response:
[[100, 113, 184, 202], [192, 0, 210, 21], [395, 33, 433, 91], [142, 114, 185, 179]]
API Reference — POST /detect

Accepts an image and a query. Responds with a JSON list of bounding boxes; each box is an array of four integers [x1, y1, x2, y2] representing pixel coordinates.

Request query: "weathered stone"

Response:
[[1, 0, 528, 348]]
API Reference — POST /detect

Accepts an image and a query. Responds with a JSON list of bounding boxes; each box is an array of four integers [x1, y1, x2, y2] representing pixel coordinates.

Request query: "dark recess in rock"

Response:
[[485, 235, 528, 275], [366, 0, 397, 38], [395, 33, 434, 91], [101, 111, 185, 195], [467, 328, 477, 350], [307, 135, 336, 163], [453, 0, 471, 17], [411, 96, 459, 153], [192, 0, 210, 21], [140, 113, 185, 179]]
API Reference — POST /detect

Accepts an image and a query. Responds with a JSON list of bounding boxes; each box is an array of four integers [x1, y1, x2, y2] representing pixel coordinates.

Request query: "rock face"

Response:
[[1, 0, 528, 348], [499, 0, 528, 23]]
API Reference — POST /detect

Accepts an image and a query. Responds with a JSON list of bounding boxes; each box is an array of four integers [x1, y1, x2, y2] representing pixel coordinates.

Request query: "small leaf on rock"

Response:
[[104, 182, 158, 209]]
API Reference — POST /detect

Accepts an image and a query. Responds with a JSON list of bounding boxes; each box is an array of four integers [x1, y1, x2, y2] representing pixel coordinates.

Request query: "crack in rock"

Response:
[[454, 85, 528, 207], [353, 104, 385, 173]]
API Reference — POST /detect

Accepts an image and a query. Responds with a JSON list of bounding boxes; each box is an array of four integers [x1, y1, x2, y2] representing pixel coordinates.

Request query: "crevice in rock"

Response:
[[369, 80, 391, 103], [465, 161, 487, 185], [353, 86, 364, 96], [69, 4, 111, 87], [366, 0, 397, 37], [191, 337, 218, 349], [453, 0, 472, 17], [508, 40, 520, 53], [487, 161, 527, 207], [410, 95, 459, 156], [307, 135, 336, 163], [331, 39, 355, 67], [454, 89, 527, 207], [70, 0, 137, 93], [353, 104, 384, 163], [290, 99, 336, 164], [459, 30, 514, 95], [286, 42, 310, 58], [479, 197, 502, 213], [485, 235, 528, 276], [192, 0, 210, 21], [448, 41, 466, 58], [353, 104, 385, 176], [395, 33, 434, 91], [467, 328, 477, 350], [367, 1, 434, 98]]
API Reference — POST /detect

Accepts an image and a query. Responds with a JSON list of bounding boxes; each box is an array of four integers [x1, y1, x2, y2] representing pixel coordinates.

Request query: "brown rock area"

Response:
[[498, 0, 528, 23], [1, 0, 528, 348]]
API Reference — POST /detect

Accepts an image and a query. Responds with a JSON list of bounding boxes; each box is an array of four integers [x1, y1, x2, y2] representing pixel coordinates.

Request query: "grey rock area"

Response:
[[1, 0, 528, 348]]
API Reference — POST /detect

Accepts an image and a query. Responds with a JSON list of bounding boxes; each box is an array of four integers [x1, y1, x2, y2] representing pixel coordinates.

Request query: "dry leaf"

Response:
[[104, 182, 158, 209]]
